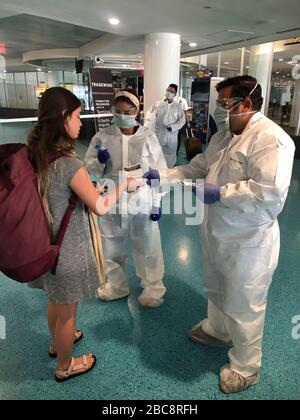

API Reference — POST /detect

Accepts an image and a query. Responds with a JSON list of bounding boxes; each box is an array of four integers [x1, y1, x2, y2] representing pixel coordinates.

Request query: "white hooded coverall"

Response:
[[145, 101, 186, 168], [161, 112, 295, 376], [85, 124, 167, 301]]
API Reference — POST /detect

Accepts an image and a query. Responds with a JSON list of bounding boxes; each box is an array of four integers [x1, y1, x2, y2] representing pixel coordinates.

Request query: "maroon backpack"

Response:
[[0, 143, 77, 283]]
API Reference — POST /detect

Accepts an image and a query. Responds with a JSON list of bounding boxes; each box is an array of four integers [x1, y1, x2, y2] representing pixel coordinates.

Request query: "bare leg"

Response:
[[48, 302, 57, 346], [55, 303, 78, 370]]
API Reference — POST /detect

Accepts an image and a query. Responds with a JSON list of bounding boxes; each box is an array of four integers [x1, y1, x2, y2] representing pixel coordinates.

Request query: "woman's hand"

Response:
[[127, 177, 144, 193]]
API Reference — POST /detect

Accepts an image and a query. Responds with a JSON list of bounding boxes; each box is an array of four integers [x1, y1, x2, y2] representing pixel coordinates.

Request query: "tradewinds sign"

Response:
[[89, 68, 115, 132]]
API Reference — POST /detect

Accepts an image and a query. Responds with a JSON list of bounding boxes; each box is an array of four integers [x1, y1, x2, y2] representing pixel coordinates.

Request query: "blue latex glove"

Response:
[[167, 126, 172, 132], [186, 122, 192, 129], [150, 207, 162, 222], [96, 146, 110, 164], [143, 168, 160, 187], [193, 183, 221, 205]]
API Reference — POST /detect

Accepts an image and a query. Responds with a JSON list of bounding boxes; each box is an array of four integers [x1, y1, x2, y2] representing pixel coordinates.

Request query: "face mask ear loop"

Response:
[[229, 82, 259, 114], [247, 82, 259, 99]]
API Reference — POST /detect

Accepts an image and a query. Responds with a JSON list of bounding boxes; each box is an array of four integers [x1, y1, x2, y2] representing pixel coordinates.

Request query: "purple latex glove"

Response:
[[150, 207, 162, 222], [96, 146, 110, 164], [193, 183, 221, 205], [143, 168, 160, 187]]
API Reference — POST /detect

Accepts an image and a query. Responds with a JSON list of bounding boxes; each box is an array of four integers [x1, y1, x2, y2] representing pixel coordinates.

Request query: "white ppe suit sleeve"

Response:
[[146, 129, 168, 171], [160, 149, 209, 183], [145, 129, 168, 207], [84, 132, 106, 179], [168, 108, 186, 132], [179, 98, 190, 112], [144, 105, 158, 132], [220, 131, 295, 214]]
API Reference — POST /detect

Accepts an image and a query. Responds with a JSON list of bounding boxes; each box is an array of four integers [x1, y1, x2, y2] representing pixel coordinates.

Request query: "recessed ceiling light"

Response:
[[189, 42, 198, 48], [224, 62, 230, 65], [278, 58, 284, 62], [109, 18, 120, 25], [228, 29, 255, 35], [37, 68, 42, 72], [276, 71, 280, 74]]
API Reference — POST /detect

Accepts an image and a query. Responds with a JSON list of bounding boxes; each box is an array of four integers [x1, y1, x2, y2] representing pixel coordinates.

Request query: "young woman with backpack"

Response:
[[27, 87, 139, 382]]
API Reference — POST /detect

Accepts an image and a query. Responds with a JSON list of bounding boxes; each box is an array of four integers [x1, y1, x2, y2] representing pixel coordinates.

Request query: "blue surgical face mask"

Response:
[[214, 107, 229, 129], [112, 113, 137, 129], [165, 91, 175, 101]]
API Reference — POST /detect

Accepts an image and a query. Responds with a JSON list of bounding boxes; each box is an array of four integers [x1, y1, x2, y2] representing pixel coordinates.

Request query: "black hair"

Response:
[[216, 75, 263, 111], [114, 88, 139, 109], [169, 84, 178, 94]]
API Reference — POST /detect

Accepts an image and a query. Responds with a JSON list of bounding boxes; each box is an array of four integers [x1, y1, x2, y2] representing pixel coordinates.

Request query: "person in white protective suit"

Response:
[[144, 76, 295, 393], [145, 84, 186, 168], [85, 90, 167, 308]]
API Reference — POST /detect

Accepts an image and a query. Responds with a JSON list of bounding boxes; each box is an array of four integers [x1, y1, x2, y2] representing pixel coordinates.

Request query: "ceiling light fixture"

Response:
[[228, 29, 255, 35], [109, 18, 120, 25], [189, 42, 198, 48]]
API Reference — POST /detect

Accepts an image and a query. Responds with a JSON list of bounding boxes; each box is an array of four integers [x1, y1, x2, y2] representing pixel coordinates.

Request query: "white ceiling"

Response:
[[0, 0, 299, 76], [1, 0, 300, 53], [0, 14, 104, 59]]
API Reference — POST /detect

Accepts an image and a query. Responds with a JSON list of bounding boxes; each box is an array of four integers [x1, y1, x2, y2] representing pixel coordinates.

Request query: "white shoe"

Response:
[[96, 283, 130, 302], [219, 364, 260, 394], [138, 292, 164, 308]]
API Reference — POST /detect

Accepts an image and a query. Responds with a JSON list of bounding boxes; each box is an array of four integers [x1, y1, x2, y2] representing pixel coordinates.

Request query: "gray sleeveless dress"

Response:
[[29, 156, 100, 304]]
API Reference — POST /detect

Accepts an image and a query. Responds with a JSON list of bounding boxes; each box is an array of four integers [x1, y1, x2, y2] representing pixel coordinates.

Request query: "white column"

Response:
[[217, 52, 222, 77], [240, 47, 245, 75], [290, 79, 300, 129], [249, 42, 274, 115], [199, 54, 208, 67], [144, 33, 181, 113]]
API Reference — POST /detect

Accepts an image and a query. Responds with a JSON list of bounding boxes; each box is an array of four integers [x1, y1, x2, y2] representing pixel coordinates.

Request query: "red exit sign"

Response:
[[0, 43, 7, 55]]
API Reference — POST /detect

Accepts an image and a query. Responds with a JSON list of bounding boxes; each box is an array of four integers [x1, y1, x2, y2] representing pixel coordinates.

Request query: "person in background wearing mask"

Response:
[[143, 76, 295, 393], [85, 90, 167, 308], [145, 84, 186, 168]]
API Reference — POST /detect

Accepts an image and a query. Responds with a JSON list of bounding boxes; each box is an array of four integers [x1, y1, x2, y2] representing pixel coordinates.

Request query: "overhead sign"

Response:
[[89, 68, 114, 131]]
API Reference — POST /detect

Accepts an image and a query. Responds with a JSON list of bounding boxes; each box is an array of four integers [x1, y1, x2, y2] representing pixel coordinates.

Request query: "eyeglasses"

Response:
[[112, 107, 137, 116], [216, 97, 245, 110]]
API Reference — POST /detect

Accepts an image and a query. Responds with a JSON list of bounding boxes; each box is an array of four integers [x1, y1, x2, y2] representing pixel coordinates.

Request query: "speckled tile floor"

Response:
[[0, 123, 299, 400]]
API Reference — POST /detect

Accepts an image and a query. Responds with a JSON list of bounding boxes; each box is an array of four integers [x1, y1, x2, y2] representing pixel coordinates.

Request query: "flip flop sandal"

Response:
[[55, 354, 97, 383], [49, 330, 84, 358]]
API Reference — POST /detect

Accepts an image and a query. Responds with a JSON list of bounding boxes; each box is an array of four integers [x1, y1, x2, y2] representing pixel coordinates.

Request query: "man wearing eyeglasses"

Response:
[[143, 75, 295, 394]]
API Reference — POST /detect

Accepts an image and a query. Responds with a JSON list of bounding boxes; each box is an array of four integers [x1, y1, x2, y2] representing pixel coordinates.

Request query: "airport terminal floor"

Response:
[[0, 124, 299, 400]]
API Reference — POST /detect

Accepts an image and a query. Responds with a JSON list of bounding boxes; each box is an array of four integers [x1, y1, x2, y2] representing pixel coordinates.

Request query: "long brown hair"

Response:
[[27, 87, 81, 224]]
